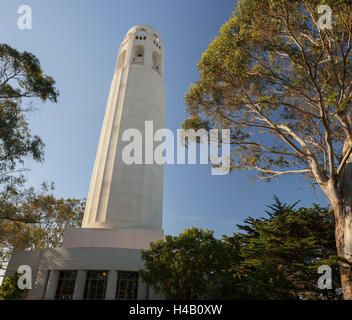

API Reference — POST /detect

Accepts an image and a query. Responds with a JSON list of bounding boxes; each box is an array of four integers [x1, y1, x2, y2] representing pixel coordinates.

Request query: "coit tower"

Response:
[[6, 26, 166, 301], [63, 25, 165, 249]]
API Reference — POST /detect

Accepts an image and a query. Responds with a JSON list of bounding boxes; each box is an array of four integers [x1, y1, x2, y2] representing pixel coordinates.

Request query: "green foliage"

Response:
[[182, 115, 211, 132], [183, 0, 352, 182], [0, 44, 58, 102], [0, 44, 59, 180], [0, 183, 85, 273], [233, 257, 296, 300], [0, 44, 84, 291], [233, 197, 341, 299], [0, 272, 25, 300], [183, 0, 352, 299], [141, 200, 341, 300], [140, 228, 234, 300], [0, 43, 65, 279]]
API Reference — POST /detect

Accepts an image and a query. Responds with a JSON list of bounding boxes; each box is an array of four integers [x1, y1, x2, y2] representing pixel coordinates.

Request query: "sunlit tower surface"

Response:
[[6, 25, 166, 300]]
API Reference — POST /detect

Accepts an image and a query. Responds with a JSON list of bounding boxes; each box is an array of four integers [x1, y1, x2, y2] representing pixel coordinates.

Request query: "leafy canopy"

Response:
[[0, 43, 58, 184], [0, 185, 85, 274], [184, 0, 352, 186], [140, 228, 234, 300], [0, 272, 26, 300], [232, 197, 341, 299], [141, 200, 341, 299]]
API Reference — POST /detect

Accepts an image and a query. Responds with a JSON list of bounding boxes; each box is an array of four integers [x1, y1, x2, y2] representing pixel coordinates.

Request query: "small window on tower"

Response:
[[152, 51, 161, 74], [133, 45, 144, 64]]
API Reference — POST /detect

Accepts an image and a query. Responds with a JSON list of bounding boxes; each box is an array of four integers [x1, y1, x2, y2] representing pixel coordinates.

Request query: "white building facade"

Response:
[[5, 25, 165, 300]]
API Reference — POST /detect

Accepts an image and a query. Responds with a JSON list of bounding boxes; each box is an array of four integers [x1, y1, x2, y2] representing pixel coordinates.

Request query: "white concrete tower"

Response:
[[5, 25, 166, 301], [62, 25, 165, 250]]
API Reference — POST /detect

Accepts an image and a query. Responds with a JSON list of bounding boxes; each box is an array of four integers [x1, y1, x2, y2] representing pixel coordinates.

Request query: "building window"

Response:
[[55, 271, 77, 300], [152, 51, 161, 73], [132, 45, 144, 64], [83, 271, 108, 300], [116, 271, 139, 300]]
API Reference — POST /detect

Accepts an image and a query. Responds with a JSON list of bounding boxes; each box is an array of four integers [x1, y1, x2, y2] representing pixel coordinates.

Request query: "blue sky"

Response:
[[0, 0, 327, 238]]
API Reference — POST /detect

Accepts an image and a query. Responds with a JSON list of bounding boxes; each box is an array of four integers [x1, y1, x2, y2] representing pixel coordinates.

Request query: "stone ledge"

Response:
[[62, 227, 164, 250]]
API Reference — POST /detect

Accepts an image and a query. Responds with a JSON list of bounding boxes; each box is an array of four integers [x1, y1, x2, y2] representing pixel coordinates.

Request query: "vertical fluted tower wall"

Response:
[[82, 25, 165, 230]]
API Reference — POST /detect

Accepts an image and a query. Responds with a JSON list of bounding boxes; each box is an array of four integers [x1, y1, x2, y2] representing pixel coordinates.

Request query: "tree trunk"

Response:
[[331, 202, 352, 299], [329, 161, 352, 299]]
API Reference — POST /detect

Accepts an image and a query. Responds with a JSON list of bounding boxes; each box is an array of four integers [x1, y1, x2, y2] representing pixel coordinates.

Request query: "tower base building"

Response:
[[5, 25, 166, 300]]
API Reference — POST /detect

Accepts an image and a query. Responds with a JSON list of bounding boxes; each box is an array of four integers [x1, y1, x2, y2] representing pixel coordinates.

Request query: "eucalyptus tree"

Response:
[[0, 43, 58, 222], [184, 0, 352, 298]]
